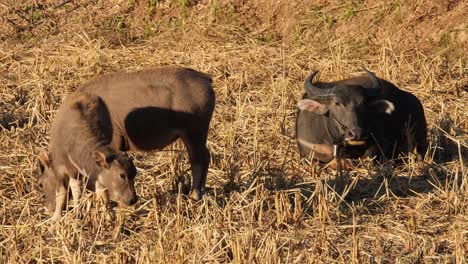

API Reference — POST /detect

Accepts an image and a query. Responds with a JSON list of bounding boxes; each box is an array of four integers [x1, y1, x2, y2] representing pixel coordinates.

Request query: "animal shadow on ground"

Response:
[[342, 162, 463, 202], [339, 114, 466, 206], [0, 88, 29, 130], [341, 114, 467, 206]]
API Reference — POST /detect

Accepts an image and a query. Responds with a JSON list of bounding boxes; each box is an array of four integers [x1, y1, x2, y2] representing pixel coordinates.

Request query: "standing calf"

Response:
[[296, 67, 427, 167], [38, 92, 137, 221], [38, 67, 215, 220]]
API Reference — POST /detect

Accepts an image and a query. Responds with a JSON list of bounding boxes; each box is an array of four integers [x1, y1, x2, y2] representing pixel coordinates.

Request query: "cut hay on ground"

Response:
[[0, 0, 467, 263]]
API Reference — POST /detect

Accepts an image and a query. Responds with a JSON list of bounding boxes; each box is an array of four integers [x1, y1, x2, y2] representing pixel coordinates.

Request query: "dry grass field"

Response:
[[0, 0, 467, 263]]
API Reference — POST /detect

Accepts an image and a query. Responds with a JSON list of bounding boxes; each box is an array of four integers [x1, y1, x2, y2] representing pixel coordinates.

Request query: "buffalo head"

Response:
[[297, 67, 395, 145]]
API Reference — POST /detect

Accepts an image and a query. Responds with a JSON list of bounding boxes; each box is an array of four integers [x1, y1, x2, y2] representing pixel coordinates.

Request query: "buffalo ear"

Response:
[[93, 151, 109, 169], [297, 99, 329, 115], [38, 151, 52, 170], [370, 100, 395, 115]]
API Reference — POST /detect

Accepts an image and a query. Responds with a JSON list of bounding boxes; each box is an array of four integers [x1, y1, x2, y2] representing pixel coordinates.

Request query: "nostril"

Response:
[[129, 196, 138, 205]]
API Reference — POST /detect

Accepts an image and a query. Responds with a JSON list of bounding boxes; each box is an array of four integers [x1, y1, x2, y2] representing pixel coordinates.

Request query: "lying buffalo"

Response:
[[38, 67, 215, 220], [296, 68, 427, 167]]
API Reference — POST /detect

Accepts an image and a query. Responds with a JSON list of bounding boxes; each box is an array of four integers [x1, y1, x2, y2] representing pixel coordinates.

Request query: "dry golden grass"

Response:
[[0, 0, 467, 263]]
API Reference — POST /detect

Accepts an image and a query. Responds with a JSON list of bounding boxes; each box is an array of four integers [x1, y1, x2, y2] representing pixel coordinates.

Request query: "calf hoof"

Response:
[[189, 189, 203, 201], [51, 213, 62, 222], [105, 209, 116, 222]]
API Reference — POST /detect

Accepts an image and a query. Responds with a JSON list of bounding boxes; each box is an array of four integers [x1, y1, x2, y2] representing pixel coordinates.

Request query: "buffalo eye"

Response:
[[120, 173, 126, 179]]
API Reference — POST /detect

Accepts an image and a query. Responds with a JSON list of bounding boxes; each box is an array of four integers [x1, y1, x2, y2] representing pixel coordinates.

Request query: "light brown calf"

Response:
[[38, 92, 137, 221], [39, 67, 215, 219]]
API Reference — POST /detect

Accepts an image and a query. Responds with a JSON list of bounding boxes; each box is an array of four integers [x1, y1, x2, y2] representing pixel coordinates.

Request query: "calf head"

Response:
[[37, 150, 138, 212], [38, 151, 57, 212], [93, 151, 138, 206], [297, 68, 395, 145]]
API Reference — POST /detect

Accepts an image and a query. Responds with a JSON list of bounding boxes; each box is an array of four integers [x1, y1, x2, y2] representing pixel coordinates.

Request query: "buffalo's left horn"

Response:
[[304, 71, 319, 92], [304, 71, 335, 97], [361, 67, 381, 96]]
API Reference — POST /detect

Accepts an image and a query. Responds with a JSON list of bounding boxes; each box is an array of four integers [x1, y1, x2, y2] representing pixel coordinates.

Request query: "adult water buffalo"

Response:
[[39, 67, 215, 220], [296, 68, 427, 167]]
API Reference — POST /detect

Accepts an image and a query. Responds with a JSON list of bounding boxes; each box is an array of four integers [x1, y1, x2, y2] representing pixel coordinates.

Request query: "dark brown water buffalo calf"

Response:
[[39, 91, 137, 221], [39, 67, 215, 219], [296, 68, 427, 168]]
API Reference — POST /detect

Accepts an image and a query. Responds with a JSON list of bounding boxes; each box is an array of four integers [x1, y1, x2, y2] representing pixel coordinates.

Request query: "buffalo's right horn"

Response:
[[360, 67, 381, 96], [304, 71, 335, 97]]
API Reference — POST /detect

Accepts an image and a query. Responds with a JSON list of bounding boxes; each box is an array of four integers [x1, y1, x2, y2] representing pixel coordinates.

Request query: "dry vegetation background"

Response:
[[0, 0, 467, 263]]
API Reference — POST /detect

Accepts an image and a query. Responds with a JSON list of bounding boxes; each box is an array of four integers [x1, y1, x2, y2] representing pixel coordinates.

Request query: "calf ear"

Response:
[[370, 100, 395, 115], [297, 99, 329, 115], [93, 151, 109, 169], [38, 151, 52, 169]]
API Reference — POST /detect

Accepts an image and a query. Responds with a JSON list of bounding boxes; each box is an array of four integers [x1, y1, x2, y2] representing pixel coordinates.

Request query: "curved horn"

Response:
[[360, 67, 381, 96], [304, 71, 335, 98]]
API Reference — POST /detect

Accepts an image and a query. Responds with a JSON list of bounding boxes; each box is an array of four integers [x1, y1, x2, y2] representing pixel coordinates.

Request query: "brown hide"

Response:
[[76, 67, 215, 153], [77, 67, 215, 201]]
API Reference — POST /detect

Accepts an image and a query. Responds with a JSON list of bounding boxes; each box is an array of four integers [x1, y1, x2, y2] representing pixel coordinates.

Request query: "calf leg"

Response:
[[182, 134, 210, 201], [52, 182, 67, 221], [200, 148, 210, 193], [69, 177, 81, 208]]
